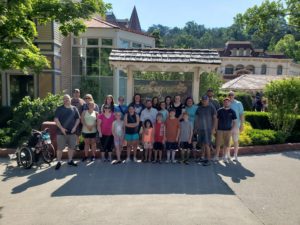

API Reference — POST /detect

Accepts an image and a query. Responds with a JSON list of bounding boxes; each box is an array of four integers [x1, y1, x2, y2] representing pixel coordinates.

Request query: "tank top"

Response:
[[125, 113, 139, 134], [82, 110, 97, 133], [154, 122, 165, 143], [113, 120, 124, 137], [143, 128, 154, 143]]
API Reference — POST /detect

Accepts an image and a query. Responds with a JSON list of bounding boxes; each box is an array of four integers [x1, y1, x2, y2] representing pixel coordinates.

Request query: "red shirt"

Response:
[[154, 122, 165, 143], [98, 113, 115, 136], [165, 118, 180, 142]]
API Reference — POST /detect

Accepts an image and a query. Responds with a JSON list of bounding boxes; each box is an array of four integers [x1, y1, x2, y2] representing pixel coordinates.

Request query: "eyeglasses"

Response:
[[85, 97, 91, 100]]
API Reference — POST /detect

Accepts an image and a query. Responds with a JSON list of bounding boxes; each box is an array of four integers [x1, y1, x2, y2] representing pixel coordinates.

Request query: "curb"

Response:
[[1, 143, 300, 159]]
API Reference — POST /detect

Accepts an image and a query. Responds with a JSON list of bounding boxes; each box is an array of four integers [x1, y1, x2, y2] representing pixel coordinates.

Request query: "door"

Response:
[[9, 75, 34, 106]]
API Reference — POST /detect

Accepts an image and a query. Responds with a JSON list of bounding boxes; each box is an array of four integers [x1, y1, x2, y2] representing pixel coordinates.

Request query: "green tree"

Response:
[[274, 34, 300, 62], [264, 77, 300, 135], [151, 29, 164, 48], [199, 72, 223, 97], [0, 0, 111, 73]]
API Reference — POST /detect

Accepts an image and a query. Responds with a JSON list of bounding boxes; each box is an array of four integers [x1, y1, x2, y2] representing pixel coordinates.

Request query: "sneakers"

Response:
[[133, 157, 138, 163], [125, 158, 131, 163], [165, 160, 170, 164], [55, 162, 61, 170], [91, 156, 96, 161], [213, 156, 220, 162], [202, 161, 211, 166], [171, 160, 177, 164], [233, 155, 239, 162], [82, 157, 87, 162], [223, 157, 229, 164], [68, 160, 78, 167]]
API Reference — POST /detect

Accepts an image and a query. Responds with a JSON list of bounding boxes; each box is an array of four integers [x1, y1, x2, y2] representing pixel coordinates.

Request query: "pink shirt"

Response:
[[98, 113, 115, 136]]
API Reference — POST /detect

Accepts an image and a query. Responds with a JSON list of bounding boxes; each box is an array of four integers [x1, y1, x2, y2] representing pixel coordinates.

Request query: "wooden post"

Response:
[[126, 66, 134, 104], [113, 68, 120, 100], [192, 67, 200, 103]]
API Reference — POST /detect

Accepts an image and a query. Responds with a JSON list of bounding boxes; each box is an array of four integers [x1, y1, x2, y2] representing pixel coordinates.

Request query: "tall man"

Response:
[[54, 94, 80, 170], [207, 89, 220, 111], [194, 95, 217, 166], [228, 91, 244, 162]]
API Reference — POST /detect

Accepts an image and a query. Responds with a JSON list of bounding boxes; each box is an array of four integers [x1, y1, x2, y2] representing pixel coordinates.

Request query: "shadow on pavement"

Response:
[[214, 161, 255, 183], [5, 160, 255, 196], [281, 151, 300, 160]]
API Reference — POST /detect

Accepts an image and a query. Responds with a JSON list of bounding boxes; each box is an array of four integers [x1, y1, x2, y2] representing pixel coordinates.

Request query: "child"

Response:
[[153, 113, 165, 163], [112, 112, 124, 164], [179, 112, 193, 164], [142, 119, 154, 162], [165, 108, 180, 163], [158, 101, 169, 122]]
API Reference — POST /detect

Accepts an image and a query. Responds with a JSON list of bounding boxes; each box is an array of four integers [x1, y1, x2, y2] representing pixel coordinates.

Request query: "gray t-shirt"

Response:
[[54, 105, 80, 135], [194, 104, 216, 131], [179, 120, 192, 142]]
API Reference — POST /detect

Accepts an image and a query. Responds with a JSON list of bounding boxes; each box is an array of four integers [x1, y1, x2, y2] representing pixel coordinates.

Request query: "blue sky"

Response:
[[106, 0, 266, 30]]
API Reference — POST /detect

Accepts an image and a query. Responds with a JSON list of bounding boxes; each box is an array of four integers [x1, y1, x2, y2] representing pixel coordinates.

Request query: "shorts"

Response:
[[153, 142, 164, 150], [75, 124, 82, 136], [100, 135, 114, 152], [197, 130, 212, 145], [231, 126, 240, 142], [125, 133, 139, 142], [82, 132, 97, 139], [166, 142, 178, 151], [57, 134, 77, 151], [180, 142, 192, 150], [216, 130, 231, 147], [143, 142, 153, 149], [114, 135, 124, 147]]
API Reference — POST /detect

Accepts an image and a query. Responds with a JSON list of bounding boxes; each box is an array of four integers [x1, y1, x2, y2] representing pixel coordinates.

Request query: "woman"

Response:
[[171, 95, 184, 118], [97, 104, 115, 162], [129, 93, 145, 116], [82, 94, 100, 112], [164, 96, 172, 111], [124, 105, 140, 163], [81, 101, 98, 161], [101, 94, 115, 113], [152, 96, 159, 110], [184, 97, 198, 126]]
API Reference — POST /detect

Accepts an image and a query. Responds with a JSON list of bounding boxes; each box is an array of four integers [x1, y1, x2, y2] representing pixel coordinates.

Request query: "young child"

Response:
[[142, 119, 154, 162], [153, 113, 165, 163], [112, 112, 124, 164], [165, 108, 180, 163], [179, 112, 193, 164], [158, 101, 169, 122]]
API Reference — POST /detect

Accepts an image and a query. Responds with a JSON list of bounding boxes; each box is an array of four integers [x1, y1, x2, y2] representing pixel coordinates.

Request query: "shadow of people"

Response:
[[213, 161, 255, 183], [281, 151, 300, 161]]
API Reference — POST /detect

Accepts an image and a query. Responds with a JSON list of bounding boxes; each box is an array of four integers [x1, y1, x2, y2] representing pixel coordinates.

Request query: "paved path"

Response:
[[0, 151, 300, 225]]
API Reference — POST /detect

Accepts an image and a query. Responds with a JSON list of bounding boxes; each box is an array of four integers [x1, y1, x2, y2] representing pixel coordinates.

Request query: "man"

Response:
[[214, 97, 237, 163], [114, 96, 128, 120], [194, 95, 217, 166], [71, 89, 85, 149], [228, 91, 244, 162], [207, 89, 220, 111], [54, 94, 80, 170], [140, 99, 158, 125]]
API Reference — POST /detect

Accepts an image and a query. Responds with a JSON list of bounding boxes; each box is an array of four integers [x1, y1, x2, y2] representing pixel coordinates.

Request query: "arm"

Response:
[[176, 121, 180, 142], [189, 124, 193, 144], [54, 117, 67, 136], [240, 114, 245, 132], [212, 114, 217, 134], [112, 121, 116, 137], [71, 118, 80, 134], [81, 111, 87, 127], [97, 117, 102, 137]]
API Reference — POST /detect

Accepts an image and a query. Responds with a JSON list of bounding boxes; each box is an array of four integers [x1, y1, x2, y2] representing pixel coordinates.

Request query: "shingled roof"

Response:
[[109, 49, 221, 64]]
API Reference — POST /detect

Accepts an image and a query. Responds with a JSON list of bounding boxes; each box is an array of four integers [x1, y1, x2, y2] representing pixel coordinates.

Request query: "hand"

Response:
[[211, 128, 216, 134], [98, 132, 102, 138], [188, 139, 192, 144], [60, 127, 67, 136], [71, 127, 76, 134]]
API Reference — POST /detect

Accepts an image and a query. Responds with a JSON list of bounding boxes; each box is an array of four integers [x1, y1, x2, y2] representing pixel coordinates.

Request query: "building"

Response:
[[218, 41, 300, 80], [1, 7, 155, 106]]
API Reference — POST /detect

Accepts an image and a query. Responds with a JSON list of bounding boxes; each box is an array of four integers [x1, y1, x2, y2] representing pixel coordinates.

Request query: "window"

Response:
[[277, 65, 283, 75], [239, 48, 243, 56], [225, 65, 234, 75], [87, 38, 99, 46], [100, 48, 113, 76], [132, 42, 142, 48], [261, 65, 267, 75], [73, 37, 86, 46], [144, 45, 152, 48], [72, 47, 86, 76], [246, 65, 255, 74], [86, 48, 100, 76], [102, 38, 113, 46], [120, 39, 130, 48]]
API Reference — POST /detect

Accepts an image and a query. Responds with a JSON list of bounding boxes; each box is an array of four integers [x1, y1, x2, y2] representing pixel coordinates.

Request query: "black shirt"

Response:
[[54, 105, 80, 135], [171, 103, 185, 118], [125, 113, 139, 134], [217, 107, 237, 131]]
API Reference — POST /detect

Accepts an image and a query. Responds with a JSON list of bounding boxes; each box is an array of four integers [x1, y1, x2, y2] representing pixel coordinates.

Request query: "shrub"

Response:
[[244, 111, 272, 129], [0, 106, 13, 128], [239, 122, 253, 146], [0, 128, 12, 147], [218, 91, 253, 111], [247, 129, 286, 145]]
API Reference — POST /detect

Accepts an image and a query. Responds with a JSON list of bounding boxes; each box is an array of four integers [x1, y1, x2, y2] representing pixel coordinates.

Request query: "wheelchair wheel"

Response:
[[18, 147, 34, 169], [41, 144, 55, 164]]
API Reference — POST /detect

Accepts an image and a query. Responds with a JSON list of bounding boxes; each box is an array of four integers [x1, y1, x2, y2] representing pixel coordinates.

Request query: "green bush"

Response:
[[218, 91, 253, 111], [244, 111, 272, 129], [247, 129, 286, 145], [0, 128, 12, 147]]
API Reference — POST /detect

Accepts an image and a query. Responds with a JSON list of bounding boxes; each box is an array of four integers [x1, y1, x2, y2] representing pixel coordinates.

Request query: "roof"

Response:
[[221, 74, 290, 91], [129, 6, 141, 32], [109, 48, 221, 64]]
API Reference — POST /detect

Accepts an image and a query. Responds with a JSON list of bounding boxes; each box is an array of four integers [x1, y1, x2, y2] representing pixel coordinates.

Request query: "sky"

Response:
[[106, 0, 266, 30]]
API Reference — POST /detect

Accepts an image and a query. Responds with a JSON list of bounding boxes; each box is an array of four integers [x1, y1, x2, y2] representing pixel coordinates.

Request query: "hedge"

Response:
[[218, 91, 253, 111]]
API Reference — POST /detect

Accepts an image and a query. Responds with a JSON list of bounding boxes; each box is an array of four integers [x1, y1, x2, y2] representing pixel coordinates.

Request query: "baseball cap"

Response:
[[201, 95, 209, 100]]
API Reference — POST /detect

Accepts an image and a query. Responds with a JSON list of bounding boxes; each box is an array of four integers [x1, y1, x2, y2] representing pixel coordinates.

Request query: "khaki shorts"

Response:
[[216, 130, 231, 148], [231, 126, 240, 142], [57, 134, 77, 151]]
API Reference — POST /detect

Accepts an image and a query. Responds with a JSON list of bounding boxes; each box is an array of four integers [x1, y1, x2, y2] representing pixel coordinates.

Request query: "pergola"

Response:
[[109, 48, 221, 103]]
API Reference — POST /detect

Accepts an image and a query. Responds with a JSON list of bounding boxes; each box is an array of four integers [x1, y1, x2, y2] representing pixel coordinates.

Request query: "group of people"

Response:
[[53, 88, 244, 170]]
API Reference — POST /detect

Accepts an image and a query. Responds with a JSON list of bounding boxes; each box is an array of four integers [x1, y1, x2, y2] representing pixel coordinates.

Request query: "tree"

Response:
[[274, 34, 300, 62], [0, 0, 111, 73], [264, 77, 300, 135], [199, 72, 223, 97], [151, 29, 164, 48]]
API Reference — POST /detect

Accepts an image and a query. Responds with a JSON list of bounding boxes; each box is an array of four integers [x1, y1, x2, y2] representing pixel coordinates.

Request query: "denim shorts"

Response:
[[165, 142, 178, 151]]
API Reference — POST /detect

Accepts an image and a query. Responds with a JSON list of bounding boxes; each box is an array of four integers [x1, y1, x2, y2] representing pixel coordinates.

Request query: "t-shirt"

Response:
[[185, 105, 198, 124], [179, 120, 192, 142], [217, 107, 237, 131], [230, 100, 244, 128], [165, 117, 180, 142], [171, 103, 185, 118], [54, 105, 80, 135], [194, 104, 216, 131], [129, 103, 145, 116], [71, 98, 85, 114], [159, 109, 168, 122], [143, 127, 154, 143], [140, 107, 158, 124], [154, 122, 165, 143], [114, 104, 128, 119], [98, 113, 115, 136], [82, 110, 97, 134], [82, 103, 100, 112]]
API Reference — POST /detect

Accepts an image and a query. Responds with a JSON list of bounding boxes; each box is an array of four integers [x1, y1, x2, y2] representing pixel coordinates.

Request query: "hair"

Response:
[[84, 94, 94, 101], [156, 112, 163, 119], [132, 93, 142, 104], [152, 96, 159, 105], [115, 111, 122, 116], [182, 111, 189, 117], [73, 89, 80, 93], [184, 96, 194, 106], [145, 99, 152, 104], [143, 119, 153, 128], [164, 96, 172, 105], [104, 94, 115, 106]]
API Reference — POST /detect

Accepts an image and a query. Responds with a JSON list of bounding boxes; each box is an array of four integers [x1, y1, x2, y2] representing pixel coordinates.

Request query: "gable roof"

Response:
[[129, 6, 142, 32]]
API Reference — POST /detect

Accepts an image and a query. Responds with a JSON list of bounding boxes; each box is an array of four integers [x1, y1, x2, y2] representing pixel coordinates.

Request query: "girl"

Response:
[[153, 113, 165, 163], [164, 96, 172, 111], [97, 104, 115, 162], [112, 112, 125, 164], [152, 96, 159, 110], [172, 95, 185, 119], [81, 101, 98, 161], [124, 105, 140, 162], [129, 93, 145, 116], [142, 119, 154, 162], [101, 94, 115, 113], [158, 101, 168, 122]]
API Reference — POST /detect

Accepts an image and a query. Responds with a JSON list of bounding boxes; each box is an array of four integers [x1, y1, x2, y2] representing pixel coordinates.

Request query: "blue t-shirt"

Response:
[[114, 104, 128, 119], [230, 100, 244, 128], [185, 105, 198, 124], [217, 108, 237, 131]]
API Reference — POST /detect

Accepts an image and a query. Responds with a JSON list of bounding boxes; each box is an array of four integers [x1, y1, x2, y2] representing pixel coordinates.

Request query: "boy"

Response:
[[165, 108, 180, 163], [179, 112, 193, 165], [153, 113, 165, 163]]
